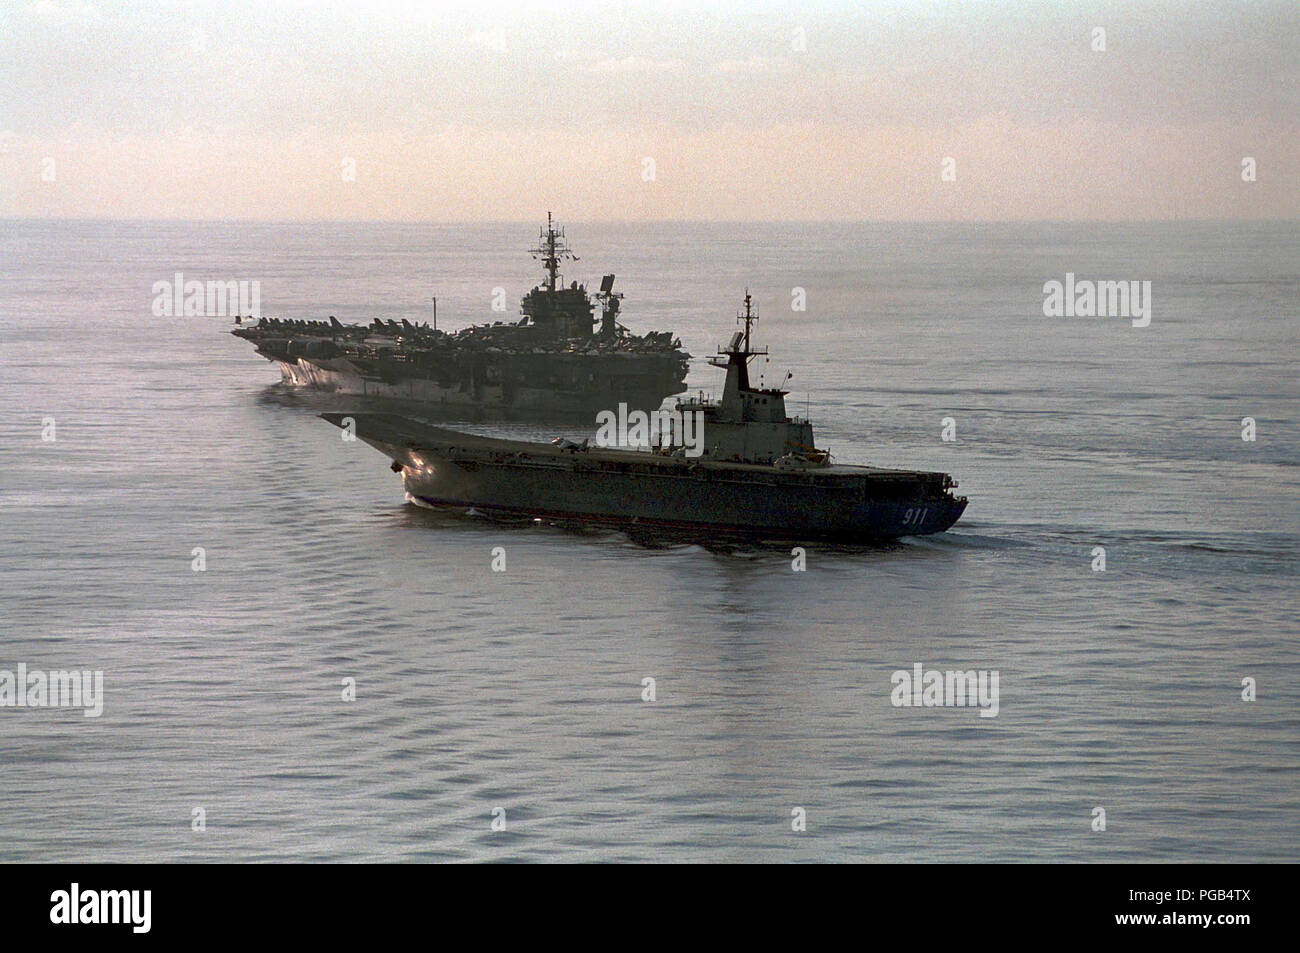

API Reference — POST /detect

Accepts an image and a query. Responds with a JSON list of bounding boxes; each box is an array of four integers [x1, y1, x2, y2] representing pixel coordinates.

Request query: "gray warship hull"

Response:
[[324, 414, 968, 542], [275, 354, 680, 416]]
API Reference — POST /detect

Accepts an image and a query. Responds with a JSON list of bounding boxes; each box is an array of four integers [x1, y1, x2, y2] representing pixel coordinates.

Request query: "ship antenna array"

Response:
[[530, 210, 576, 293]]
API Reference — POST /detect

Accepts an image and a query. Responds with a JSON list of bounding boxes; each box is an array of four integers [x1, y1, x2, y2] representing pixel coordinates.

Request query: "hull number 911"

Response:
[[902, 507, 928, 528]]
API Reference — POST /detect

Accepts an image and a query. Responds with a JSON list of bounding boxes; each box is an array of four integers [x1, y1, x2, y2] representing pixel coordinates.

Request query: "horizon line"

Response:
[[4, 215, 1297, 227]]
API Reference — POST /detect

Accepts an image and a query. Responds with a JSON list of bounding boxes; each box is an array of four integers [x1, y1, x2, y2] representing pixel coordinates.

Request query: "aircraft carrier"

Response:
[[323, 293, 968, 542], [232, 215, 689, 416]]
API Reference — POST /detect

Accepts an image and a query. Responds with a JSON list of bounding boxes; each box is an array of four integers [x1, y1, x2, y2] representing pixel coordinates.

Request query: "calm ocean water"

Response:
[[0, 219, 1296, 862]]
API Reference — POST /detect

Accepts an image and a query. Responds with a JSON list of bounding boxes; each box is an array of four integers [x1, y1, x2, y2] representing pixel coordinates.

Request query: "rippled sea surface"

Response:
[[1, 219, 1296, 862]]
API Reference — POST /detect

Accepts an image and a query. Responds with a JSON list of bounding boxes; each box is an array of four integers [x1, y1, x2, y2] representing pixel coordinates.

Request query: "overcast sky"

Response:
[[1, 0, 1295, 220]]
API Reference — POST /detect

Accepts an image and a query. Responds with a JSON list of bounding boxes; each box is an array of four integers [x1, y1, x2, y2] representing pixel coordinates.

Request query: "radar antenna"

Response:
[[595, 274, 623, 337]]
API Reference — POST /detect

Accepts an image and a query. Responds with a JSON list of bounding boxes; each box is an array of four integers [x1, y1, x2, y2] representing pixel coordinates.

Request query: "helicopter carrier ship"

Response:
[[231, 215, 689, 416], [323, 293, 968, 542]]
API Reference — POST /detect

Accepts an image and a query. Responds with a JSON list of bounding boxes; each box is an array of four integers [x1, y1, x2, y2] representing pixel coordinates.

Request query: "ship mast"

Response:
[[738, 288, 758, 354], [713, 290, 768, 392], [531, 211, 574, 293]]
